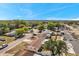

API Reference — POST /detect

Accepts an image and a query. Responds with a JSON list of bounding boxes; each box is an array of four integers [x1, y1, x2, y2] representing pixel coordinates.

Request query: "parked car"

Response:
[[60, 32, 64, 35], [2, 44, 8, 48], [47, 34, 51, 38], [69, 39, 73, 41], [33, 33, 37, 36], [0, 44, 8, 50]]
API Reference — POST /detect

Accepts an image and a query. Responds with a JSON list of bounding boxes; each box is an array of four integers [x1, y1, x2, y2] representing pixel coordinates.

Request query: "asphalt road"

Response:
[[0, 33, 33, 55], [64, 30, 79, 54]]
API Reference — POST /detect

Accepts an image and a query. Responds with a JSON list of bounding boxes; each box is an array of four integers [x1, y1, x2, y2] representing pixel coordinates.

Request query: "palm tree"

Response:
[[41, 39, 68, 56], [55, 40, 68, 56]]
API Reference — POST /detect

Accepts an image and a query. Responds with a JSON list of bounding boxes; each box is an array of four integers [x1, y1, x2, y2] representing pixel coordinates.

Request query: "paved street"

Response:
[[0, 33, 33, 55], [65, 41, 75, 54], [64, 30, 79, 54]]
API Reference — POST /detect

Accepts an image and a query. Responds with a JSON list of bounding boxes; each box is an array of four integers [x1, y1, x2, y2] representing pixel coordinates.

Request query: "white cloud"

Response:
[[71, 18, 79, 20], [46, 17, 79, 20], [46, 17, 67, 20]]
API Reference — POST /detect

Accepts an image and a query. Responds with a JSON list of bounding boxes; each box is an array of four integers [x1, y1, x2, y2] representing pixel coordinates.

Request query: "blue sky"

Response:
[[0, 3, 79, 20]]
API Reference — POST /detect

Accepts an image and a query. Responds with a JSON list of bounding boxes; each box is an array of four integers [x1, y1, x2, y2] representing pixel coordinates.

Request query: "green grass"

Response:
[[0, 36, 15, 46]]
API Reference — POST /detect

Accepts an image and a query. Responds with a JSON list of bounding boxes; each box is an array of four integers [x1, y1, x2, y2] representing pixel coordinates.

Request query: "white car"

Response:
[[0, 44, 8, 50]]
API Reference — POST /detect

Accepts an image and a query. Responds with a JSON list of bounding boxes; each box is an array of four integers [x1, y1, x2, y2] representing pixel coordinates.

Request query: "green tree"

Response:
[[55, 40, 68, 56], [38, 25, 45, 33], [15, 28, 25, 37], [23, 27, 29, 33], [8, 24, 15, 30], [13, 20, 28, 28], [1, 27, 10, 34], [47, 22, 56, 30], [41, 39, 68, 56], [47, 22, 62, 30]]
